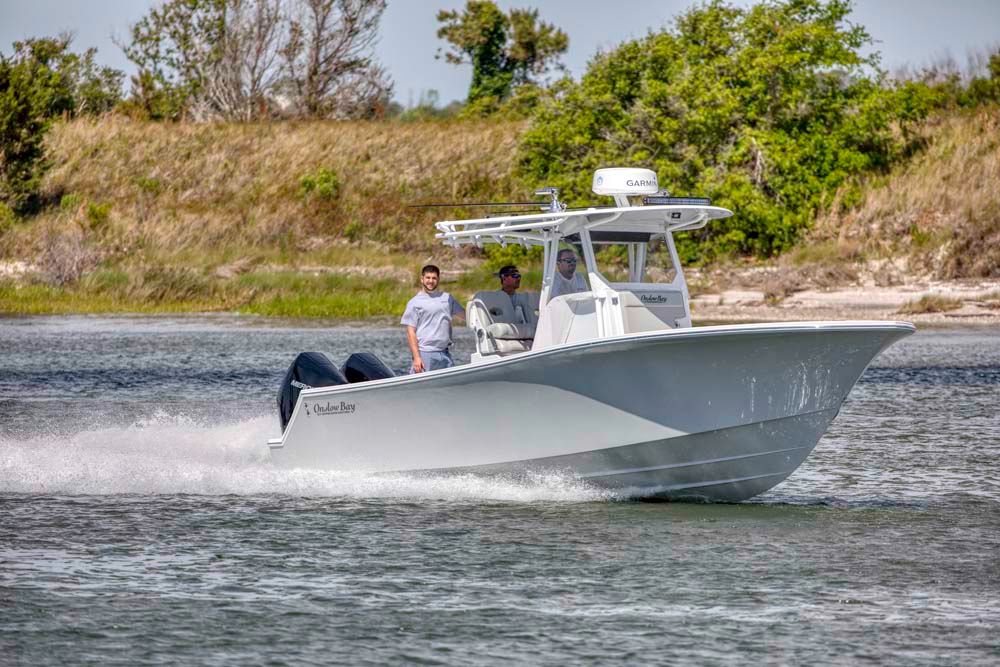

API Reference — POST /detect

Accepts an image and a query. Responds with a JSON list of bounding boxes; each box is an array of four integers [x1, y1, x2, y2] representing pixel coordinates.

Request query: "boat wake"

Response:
[[0, 412, 610, 501]]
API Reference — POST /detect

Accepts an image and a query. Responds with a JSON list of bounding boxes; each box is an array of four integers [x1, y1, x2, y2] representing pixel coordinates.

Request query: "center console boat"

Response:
[[267, 168, 914, 501]]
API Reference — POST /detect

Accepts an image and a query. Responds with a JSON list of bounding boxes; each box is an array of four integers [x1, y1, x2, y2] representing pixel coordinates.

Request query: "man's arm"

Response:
[[406, 325, 424, 373], [450, 295, 466, 322]]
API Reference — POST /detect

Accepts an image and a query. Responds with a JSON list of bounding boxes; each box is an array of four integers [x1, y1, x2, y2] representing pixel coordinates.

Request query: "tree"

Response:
[[436, 1, 567, 108], [121, 0, 227, 120], [207, 0, 285, 121], [122, 0, 283, 120], [280, 0, 392, 119], [519, 0, 930, 260], [0, 36, 122, 212], [60, 43, 125, 115], [122, 0, 391, 120]]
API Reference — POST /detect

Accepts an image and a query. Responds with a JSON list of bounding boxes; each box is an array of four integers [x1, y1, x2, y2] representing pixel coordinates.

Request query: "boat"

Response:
[[267, 168, 914, 501]]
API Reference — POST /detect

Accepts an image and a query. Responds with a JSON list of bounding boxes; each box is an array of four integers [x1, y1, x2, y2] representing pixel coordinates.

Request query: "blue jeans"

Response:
[[413, 349, 454, 373]]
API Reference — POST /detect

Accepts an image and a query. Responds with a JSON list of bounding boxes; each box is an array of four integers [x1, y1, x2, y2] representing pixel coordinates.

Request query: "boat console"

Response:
[[441, 168, 724, 359]]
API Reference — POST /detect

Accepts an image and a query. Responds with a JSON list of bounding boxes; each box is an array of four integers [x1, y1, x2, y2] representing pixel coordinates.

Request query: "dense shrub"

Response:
[[0, 36, 122, 212], [518, 0, 934, 261]]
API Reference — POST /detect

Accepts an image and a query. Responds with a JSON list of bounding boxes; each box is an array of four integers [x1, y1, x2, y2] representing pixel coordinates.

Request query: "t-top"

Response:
[[401, 290, 465, 352]]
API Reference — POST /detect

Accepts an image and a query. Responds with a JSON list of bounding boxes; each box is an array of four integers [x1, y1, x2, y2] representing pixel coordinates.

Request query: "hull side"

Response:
[[270, 322, 913, 500], [451, 408, 837, 502]]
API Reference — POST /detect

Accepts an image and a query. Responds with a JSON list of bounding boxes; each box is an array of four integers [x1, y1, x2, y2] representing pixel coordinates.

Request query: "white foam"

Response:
[[0, 413, 609, 502]]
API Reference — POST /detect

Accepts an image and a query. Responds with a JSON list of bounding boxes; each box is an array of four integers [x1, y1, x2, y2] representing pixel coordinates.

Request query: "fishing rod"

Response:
[[407, 201, 548, 209]]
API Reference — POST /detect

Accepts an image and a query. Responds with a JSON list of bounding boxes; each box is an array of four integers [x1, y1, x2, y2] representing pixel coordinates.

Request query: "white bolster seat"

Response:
[[467, 290, 539, 357], [485, 322, 536, 340]]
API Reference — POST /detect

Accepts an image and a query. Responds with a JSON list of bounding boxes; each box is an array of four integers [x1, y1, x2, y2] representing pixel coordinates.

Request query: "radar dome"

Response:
[[592, 168, 658, 197]]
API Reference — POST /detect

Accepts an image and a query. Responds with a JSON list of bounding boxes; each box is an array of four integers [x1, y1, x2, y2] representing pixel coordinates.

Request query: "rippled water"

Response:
[[2, 316, 998, 665]]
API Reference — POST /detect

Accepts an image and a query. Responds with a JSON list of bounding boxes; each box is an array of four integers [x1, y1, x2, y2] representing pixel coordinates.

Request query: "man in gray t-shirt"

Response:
[[400, 264, 465, 373], [550, 248, 588, 300]]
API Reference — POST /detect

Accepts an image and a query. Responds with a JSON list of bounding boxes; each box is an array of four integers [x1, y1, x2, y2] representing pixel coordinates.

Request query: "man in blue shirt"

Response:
[[401, 264, 465, 373]]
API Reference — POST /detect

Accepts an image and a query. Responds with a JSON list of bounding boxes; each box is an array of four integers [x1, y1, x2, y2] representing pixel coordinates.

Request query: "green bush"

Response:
[[299, 167, 341, 202], [59, 193, 82, 211], [135, 176, 162, 195], [518, 0, 932, 261], [85, 202, 111, 229], [482, 243, 543, 271], [0, 38, 74, 212], [0, 36, 122, 212], [342, 220, 364, 242], [0, 202, 16, 235]]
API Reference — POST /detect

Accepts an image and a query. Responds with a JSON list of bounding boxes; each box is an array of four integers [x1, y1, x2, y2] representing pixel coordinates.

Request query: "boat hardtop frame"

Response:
[[435, 168, 733, 360]]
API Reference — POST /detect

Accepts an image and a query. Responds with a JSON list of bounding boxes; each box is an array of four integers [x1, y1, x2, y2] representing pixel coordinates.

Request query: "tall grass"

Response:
[[812, 106, 1000, 279], [0, 264, 544, 318], [2, 116, 527, 264], [0, 116, 532, 315], [897, 295, 963, 314]]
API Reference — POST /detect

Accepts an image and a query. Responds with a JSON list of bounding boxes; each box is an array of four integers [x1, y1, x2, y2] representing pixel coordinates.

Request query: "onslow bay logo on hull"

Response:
[[305, 400, 356, 416], [637, 292, 681, 305]]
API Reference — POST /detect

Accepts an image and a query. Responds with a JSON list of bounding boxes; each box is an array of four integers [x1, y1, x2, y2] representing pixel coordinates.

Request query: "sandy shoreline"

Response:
[[691, 280, 1000, 325]]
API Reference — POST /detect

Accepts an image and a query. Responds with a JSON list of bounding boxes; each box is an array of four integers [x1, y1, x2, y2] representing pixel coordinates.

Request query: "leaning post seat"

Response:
[[467, 290, 539, 357]]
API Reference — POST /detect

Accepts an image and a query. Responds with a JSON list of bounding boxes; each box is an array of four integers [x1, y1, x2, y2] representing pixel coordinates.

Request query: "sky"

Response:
[[1, 0, 998, 105]]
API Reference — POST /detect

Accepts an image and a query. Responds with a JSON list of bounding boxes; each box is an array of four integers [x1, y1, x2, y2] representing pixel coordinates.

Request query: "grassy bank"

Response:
[[0, 263, 548, 318], [810, 106, 1000, 281], [1, 107, 998, 317], [0, 116, 531, 316]]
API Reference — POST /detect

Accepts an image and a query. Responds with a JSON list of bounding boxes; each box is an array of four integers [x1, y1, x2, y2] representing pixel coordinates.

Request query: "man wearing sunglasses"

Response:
[[497, 264, 532, 324], [549, 248, 588, 300]]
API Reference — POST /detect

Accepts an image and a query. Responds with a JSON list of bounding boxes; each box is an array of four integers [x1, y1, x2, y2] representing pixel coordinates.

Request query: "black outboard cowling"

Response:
[[277, 352, 347, 431], [341, 352, 396, 383]]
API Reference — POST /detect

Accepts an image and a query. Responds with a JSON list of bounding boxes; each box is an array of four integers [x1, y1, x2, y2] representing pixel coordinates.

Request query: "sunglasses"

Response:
[[558, 258, 577, 264], [503, 272, 521, 279]]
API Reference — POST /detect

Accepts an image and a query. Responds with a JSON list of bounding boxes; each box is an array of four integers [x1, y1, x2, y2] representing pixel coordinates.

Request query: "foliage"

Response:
[[120, 0, 226, 120], [0, 35, 121, 212], [518, 0, 934, 260], [60, 44, 125, 115], [436, 1, 567, 109], [59, 193, 82, 212], [0, 202, 15, 235], [299, 167, 340, 201], [0, 38, 75, 212], [895, 48, 1000, 112], [958, 50, 1000, 107], [897, 294, 963, 314], [121, 0, 391, 121], [482, 243, 543, 271], [389, 89, 464, 121], [281, 0, 392, 119], [85, 202, 112, 230], [810, 105, 1000, 280]]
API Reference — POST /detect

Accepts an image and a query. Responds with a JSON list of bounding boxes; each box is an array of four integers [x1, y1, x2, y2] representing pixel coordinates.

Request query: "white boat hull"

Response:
[[269, 322, 914, 501]]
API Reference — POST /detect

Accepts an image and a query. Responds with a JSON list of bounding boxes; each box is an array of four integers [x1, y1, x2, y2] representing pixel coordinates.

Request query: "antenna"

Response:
[[534, 187, 566, 213]]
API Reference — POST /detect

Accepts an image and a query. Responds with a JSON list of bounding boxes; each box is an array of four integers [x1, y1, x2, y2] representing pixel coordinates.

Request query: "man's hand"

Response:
[[406, 326, 424, 373]]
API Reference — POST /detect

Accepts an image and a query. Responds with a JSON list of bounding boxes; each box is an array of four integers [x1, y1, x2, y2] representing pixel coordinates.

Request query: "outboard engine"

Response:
[[341, 352, 396, 383], [277, 352, 347, 431]]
